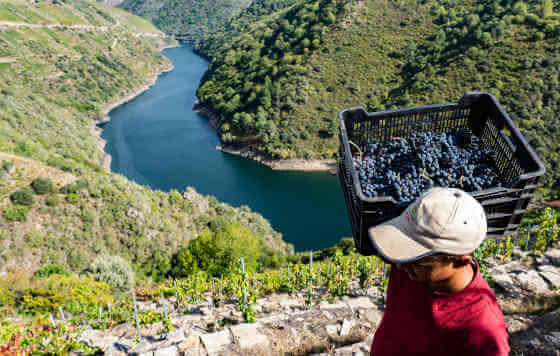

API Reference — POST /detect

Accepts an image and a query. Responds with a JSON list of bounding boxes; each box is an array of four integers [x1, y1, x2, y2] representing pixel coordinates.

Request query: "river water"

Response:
[[100, 45, 351, 251]]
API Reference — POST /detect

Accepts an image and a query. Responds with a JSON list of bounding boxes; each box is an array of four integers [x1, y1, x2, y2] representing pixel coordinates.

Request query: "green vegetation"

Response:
[[0, 0, 291, 276], [120, 0, 252, 40], [172, 221, 263, 277], [195, 0, 343, 159], [88, 255, 135, 292], [1, 206, 557, 352], [9, 187, 34, 206], [31, 177, 54, 195], [195, 0, 560, 197]]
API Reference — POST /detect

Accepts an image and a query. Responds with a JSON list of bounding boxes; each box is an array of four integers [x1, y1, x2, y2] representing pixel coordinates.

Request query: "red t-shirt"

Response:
[[370, 261, 510, 356]]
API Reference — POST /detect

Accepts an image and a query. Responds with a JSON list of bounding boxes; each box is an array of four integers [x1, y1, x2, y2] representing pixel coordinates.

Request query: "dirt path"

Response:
[[0, 21, 109, 31]]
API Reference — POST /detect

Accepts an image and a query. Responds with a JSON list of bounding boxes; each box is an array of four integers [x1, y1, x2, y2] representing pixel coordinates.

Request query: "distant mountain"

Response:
[[119, 0, 252, 40], [194, 0, 560, 198]]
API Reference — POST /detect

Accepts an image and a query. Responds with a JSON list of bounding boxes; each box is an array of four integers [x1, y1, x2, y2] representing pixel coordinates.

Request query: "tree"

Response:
[[541, 0, 554, 18], [172, 222, 261, 277]]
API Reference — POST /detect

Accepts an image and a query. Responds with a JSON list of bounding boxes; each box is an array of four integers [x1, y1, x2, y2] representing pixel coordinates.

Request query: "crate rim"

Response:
[[337, 91, 546, 206]]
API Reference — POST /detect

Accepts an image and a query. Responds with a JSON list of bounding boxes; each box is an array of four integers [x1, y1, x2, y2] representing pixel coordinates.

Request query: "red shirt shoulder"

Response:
[[370, 261, 510, 356]]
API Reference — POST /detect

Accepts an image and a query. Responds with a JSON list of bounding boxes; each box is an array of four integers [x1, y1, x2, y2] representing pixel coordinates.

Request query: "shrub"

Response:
[[88, 255, 134, 292], [172, 221, 261, 278], [19, 274, 113, 315], [33, 264, 70, 278], [66, 193, 79, 204], [10, 187, 34, 206], [3, 205, 31, 221], [30, 178, 53, 195], [46, 194, 59, 206]]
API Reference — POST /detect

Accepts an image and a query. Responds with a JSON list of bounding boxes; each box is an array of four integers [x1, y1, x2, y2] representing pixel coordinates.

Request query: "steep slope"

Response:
[[195, 0, 560, 198], [119, 0, 252, 40], [0, 0, 291, 274]]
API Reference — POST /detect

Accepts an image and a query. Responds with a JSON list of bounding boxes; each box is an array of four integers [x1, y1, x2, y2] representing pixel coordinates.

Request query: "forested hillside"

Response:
[[195, 0, 560, 198], [120, 0, 251, 40], [0, 0, 291, 276]]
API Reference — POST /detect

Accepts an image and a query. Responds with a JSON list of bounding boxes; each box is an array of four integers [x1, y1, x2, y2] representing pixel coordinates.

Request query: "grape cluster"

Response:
[[353, 129, 503, 205]]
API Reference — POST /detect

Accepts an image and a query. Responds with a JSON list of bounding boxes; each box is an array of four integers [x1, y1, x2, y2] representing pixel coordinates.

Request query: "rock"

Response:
[[513, 270, 550, 294], [200, 330, 231, 354], [504, 315, 533, 333], [199, 307, 212, 316], [177, 333, 202, 354], [346, 297, 375, 311], [543, 332, 560, 348], [326, 324, 339, 337], [491, 273, 521, 295], [358, 309, 382, 326], [279, 297, 302, 310], [128, 340, 154, 355], [535, 255, 551, 265], [154, 345, 179, 356], [230, 323, 269, 349], [489, 261, 527, 275], [339, 319, 354, 337], [127, 207, 143, 220], [332, 342, 369, 355], [111, 323, 134, 337], [545, 249, 560, 266], [79, 329, 120, 352], [319, 301, 347, 311], [166, 330, 186, 344], [537, 265, 560, 288]]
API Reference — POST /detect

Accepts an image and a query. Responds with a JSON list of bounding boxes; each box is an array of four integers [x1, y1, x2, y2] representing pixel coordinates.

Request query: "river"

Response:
[[100, 45, 352, 252]]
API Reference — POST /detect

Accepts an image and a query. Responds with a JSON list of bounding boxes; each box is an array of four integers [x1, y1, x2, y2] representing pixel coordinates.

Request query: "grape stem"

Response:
[[420, 168, 433, 183], [348, 140, 363, 160]]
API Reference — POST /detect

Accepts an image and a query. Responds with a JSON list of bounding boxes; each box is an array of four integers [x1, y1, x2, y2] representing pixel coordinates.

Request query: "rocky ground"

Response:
[[76, 247, 560, 356]]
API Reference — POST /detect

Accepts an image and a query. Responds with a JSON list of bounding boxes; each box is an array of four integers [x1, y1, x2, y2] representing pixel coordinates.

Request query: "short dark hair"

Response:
[[422, 253, 467, 263]]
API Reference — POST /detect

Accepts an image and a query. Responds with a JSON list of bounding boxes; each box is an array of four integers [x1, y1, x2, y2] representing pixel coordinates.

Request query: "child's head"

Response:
[[368, 187, 487, 264]]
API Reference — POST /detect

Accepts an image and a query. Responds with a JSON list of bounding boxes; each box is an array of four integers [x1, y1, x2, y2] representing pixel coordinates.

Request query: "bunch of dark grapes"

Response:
[[353, 129, 503, 205]]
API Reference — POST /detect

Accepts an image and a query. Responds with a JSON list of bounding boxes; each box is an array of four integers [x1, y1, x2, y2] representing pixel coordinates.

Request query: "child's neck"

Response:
[[430, 263, 475, 294]]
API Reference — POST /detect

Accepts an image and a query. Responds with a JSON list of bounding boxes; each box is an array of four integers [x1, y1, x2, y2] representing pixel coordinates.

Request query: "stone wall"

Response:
[[77, 247, 560, 355]]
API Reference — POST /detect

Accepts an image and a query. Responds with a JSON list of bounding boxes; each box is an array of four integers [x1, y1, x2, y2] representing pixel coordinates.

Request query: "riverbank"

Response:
[[95, 43, 179, 171], [193, 102, 337, 174]]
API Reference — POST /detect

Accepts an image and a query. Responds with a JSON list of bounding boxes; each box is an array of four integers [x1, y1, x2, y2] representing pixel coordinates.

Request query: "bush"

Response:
[[88, 255, 135, 292], [3, 205, 31, 221], [172, 221, 262, 278], [30, 178, 53, 195], [10, 187, 34, 206], [46, 194, 59, 206], [19, 274, 113, 315], [33, 264, 70, 278], [66, 193, 79, 204]]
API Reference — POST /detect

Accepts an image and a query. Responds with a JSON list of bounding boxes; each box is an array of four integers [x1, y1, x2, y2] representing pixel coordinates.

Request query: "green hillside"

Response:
[[195, 0, 560, 198], [0, 0, 291, 276], [120, 0, 252, 40]]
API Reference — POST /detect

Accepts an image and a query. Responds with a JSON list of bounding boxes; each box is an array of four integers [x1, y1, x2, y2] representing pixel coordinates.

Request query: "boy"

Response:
[[368, 187, 510, 355]]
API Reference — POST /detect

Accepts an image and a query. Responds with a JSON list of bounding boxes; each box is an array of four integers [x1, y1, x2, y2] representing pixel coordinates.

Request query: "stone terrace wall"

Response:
[[77, 247, 560, 356]]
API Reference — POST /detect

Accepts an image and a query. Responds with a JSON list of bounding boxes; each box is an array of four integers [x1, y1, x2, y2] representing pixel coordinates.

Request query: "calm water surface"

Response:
[[101, 45, 351, 251]]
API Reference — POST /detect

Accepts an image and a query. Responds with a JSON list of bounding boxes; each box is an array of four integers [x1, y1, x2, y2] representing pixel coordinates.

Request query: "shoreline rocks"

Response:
[[192, 102, 337, 174]]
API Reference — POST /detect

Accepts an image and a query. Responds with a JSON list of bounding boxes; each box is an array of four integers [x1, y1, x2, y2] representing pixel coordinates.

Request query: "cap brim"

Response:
[[368, 213, 436, 263]]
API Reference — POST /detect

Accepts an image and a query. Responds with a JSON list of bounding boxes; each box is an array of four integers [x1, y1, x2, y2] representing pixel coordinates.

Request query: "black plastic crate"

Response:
[[337, 92, 545, 256]]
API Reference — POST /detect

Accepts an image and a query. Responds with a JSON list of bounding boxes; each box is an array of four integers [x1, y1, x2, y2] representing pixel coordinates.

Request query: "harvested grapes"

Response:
[[352, 129, 503, 205]]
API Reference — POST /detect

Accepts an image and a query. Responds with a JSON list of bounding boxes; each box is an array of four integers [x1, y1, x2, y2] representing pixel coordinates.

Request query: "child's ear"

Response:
[[453, 255, 472, 267]]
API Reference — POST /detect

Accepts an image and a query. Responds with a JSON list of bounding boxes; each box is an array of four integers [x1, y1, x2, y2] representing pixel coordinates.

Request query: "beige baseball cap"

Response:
[[368, 187, 487, 263]]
